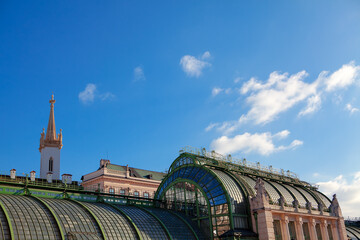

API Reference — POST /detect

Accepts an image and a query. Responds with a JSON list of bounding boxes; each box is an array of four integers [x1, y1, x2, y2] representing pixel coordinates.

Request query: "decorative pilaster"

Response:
[[309, 218, 318, 240], [280, 215, 290, 240], [295, 216, 305, 240], [330, 220, 340, 240], [320, 219, 329, 240]]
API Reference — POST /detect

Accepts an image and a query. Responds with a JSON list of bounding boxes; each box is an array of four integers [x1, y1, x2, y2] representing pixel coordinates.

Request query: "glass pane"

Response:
[[288, 221, 296, 240], [303, 222, 310, 240], [273, 220, 282, 240]]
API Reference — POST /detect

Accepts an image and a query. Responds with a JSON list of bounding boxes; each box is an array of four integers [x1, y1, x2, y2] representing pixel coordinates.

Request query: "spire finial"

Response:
[[46, 94, 57, 141]]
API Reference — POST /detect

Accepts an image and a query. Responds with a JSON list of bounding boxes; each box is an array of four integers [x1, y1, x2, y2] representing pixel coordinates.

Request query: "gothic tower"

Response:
[[39, 95, 63, 179]]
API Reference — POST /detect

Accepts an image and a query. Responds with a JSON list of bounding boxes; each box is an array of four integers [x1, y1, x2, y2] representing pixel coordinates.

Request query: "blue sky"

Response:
[[1, 1, 360, 216]]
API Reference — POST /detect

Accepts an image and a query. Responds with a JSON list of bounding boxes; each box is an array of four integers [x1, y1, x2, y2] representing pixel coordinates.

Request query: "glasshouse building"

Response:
[[0, 147, 359, 240]]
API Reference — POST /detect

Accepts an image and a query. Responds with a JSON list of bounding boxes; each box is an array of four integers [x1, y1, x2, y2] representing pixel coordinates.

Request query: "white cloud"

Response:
[[100, 92, 116, 101], [324, 62, 360, 92], [234, 77, 242, 83], [202, 51, 211, 60], [273, 130, 290, 139], [298, 94, 322, 116], [180, 51, 211, 77], [78, 83, 115, 104], [317, 172, 360, 218], [345, 103, 359, 114], [210, 130, 302, 156], [79, 83, 96, 104], [210, 61, 360, 134], [212, 87, 232, 97], [212, 87, 223, 96], [205, 123, 219, 132], [134, 66, 145, 82]]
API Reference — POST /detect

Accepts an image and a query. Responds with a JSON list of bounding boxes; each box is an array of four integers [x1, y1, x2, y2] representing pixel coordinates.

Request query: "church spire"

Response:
[[46, 94, 57, 141], [39, 94, 62, 152]]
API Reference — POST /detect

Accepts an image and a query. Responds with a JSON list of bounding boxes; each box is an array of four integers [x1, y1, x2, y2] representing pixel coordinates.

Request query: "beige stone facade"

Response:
[[81, 159, 166, 199], [250, 178, 348, 240]]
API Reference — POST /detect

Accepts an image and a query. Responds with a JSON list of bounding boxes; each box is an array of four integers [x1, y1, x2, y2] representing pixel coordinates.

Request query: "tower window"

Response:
[[49, 158, 53, 172]]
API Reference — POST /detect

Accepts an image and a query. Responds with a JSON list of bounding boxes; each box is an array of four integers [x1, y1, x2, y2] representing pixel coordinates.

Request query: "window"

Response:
[[144, 192, 149, 198], [288, 221, 296, 240], [120, 189, 125, 195], [134, 191, 139, 197], [49, 157, 53, 172], [109, 188, 115, 194], [273, 220, 282, 240]]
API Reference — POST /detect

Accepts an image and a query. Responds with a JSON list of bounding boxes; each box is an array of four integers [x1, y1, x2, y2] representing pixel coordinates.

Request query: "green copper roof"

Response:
[[106, 164, 166, 181]]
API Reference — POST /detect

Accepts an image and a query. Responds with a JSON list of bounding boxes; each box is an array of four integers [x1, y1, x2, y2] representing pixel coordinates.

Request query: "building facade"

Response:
[[39, 95, 62, 179], [81, 159, 166, 199], [0, 147, 358, 239], [155, 147, 350, 240]]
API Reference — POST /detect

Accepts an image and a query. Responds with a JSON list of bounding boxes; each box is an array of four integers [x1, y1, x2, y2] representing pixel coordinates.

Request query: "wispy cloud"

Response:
[[78, 83, 115, 104], [318, 172, 360, 218], [212, 87, 231, 97], [210, 130, 302, 156], [180, 51, 211, 77], [134, 66, 145, 82], [79, 83, 96, 104], [345, 103, 359, 114], [209, 62, 360, 134]]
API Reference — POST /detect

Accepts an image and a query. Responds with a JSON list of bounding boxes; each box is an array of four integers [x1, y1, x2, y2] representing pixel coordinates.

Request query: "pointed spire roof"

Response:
[[46, 94, 57, 141], [39, 94, 63, 151]]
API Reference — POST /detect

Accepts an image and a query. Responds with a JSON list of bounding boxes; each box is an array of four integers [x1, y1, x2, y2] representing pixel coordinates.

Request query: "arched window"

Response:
[[134, 191, 139, 197], [120, 189, 125, 195], [109, 188, 115, 194], [143, 192, 149, 198], [49, 157, 53, 172]]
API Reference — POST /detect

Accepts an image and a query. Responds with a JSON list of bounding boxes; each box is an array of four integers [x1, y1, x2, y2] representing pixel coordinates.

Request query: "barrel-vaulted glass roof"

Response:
[[156, 150, 334, 239], [0, 194, 201, 240]]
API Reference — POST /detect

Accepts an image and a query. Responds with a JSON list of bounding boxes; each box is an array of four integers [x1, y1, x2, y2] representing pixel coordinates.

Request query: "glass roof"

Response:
[[82, 202, 138, 240], [0, 195, 61, 240], [41, 198, 102, 239], [115, 205, 169, 240]]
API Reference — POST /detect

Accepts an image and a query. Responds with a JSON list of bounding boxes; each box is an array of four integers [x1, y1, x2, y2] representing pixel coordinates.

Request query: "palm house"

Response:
[[0, 147, 359, 240]]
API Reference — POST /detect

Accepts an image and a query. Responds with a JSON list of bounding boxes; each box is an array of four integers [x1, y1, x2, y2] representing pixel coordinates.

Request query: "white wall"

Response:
[[40, 147, 60, 179]]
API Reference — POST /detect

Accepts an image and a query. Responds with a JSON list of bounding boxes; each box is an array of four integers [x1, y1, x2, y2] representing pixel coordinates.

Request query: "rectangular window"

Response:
[[288, 221, 296, 240], [109, 188, 114, 194], [134, 191, 139, 197], [120, 189, 125, 195], [144, 192, 149, 198], [315, 223, 322, 240], [303, 223, 310, 240], [49, 158, 53, 172], [273, 220, 282, 240]]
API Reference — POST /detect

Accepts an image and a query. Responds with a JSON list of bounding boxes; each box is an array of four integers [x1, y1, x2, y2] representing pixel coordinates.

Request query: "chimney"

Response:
[[126, 165, 130, 178], [10, 169, 16, 179], [30, 171, 36, 181], [62, 174, 72, 184], [100, 159, 110, 168], [47, 172, 53, 183]]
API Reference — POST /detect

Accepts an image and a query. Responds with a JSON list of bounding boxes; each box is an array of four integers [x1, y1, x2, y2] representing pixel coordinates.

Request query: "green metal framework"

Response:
[[31, 196, 65, 240], [155, 164, 249, 239], [165, 210, 200, 240], [70, 199, 107, 240], [138, 206, 173, 240], [107, 203, 143, 240], [0, 200, 13, 240]]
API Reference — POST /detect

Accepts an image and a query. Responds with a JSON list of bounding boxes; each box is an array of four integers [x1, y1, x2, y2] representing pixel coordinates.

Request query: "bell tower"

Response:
[[39, 94, 63, 179]]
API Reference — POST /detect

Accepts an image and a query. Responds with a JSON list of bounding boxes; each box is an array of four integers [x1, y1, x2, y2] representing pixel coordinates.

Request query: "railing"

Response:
[[180, 146, 299, 179], [0, 172, 82, 190]]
